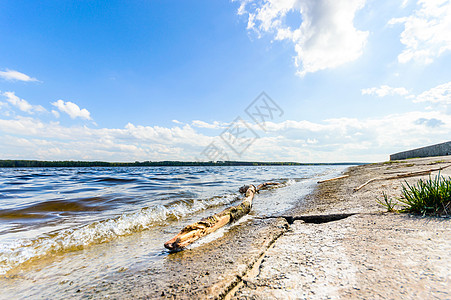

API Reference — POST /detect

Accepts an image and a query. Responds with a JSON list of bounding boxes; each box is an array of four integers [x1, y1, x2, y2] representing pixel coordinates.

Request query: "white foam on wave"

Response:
[[0, 193, 238, 275], [285, 178, 296, 186]]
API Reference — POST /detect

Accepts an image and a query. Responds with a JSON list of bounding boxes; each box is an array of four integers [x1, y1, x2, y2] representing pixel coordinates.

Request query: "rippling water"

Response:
[[0, 165, 349, 297]]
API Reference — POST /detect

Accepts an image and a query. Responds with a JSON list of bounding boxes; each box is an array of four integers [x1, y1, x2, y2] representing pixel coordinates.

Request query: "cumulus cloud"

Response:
[[414, 81, 451, 104], [257, 110, 449, 161], [0, 117, 214, 161], [414, 117, 444, 127], [362, 81, 451, 107], [237, 0, 369, 76], [191, 120, 227, 129], [0, 69, 39, 82], [1, 106, 449, 163], [2, 91, 46, 114], [361, 85, 411, 97], [125, 123, 211, 146], [51, 110, 60, 118], [1, 82, 449, 162], [389, 0, 451, 64], [52, 99, 92, 120]]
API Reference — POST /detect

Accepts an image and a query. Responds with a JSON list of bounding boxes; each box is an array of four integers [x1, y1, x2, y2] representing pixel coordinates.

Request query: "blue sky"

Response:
[[0, 0, 450, 163]]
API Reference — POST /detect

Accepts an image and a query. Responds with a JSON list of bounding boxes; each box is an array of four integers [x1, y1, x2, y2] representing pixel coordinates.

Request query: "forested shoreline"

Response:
[[0, 160, 363, 168]]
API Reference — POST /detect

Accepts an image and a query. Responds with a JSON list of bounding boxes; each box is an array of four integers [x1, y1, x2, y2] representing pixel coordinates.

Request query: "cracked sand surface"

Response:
[[234, 214, 450, 299]]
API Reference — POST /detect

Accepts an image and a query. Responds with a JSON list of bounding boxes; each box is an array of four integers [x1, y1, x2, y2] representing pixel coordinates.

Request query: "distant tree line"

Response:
[[0, 160, 363, 168]]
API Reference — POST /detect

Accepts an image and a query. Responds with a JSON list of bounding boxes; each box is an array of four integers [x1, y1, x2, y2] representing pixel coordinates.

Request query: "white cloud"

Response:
[[253, 110, 449, 161], [2, 91, 46, 114], [51, 110, 60, 118], [0, 109, 448, 162], [414, 117, 444, 127], [413, 81, 451, 104], [262, 119, 329, 132], [402, 0, 410, 8], [237, 0, 369, 76], [124, 123, 211, 146], [191, 120, 227, 129], [362, 81, 451, 106], [389, 0, 451, 64], [0, 69, 39, 82], [361, 85, 411, 97], [52, 99, 92, 120], [0, 117, 213, 161], [0, 82, 450, 162]]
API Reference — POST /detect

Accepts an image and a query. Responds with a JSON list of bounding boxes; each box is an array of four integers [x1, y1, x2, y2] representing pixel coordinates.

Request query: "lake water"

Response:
[[0, 165, 349, 297]]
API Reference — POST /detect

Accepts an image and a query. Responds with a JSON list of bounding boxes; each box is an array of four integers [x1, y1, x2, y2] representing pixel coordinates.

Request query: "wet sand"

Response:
[[65, 157, 451, 299]]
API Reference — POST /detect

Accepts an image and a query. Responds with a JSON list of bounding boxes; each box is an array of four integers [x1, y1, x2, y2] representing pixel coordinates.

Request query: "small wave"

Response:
[[93, 177, 138, 183], [0, 193, 238, 275], [0, 193, 14, 199], [285, 178, 296, 186], [3, 181, 28, 185], [273, 178, 296, 187], [0, 200, 104, 220], [15, 175, 34, 180], [59, 187, 101, 194]]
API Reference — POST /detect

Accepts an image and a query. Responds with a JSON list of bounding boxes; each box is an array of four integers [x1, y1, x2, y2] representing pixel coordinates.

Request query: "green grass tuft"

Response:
[[399, 173, 451, 216], [377, 191, 398, 212]]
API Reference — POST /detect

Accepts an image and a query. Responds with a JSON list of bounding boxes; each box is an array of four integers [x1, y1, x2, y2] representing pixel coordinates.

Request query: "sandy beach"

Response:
[[234, 156, 451, 299], [69, 156, 450, 299]]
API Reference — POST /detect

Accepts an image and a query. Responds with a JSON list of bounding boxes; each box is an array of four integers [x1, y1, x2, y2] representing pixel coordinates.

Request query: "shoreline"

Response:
[[26, 157, 450, 299]]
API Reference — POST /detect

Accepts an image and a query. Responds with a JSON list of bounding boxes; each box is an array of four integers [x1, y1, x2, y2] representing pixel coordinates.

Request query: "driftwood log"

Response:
[[164, 182, 279, 251]]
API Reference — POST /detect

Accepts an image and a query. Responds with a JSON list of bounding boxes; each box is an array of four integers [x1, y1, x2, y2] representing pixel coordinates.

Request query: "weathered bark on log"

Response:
[[255, 182, 280, 191], [164, 182, 280, 252]]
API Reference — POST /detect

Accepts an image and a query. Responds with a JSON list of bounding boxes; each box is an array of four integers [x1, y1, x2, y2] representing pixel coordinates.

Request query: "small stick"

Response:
[[353, 178, 380, 192], [354, 164, 451, 192], [318, 175, 349, 183]]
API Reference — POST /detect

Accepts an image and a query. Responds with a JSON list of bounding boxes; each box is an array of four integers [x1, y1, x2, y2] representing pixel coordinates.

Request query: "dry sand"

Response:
[[233, 156, 451, 299]]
